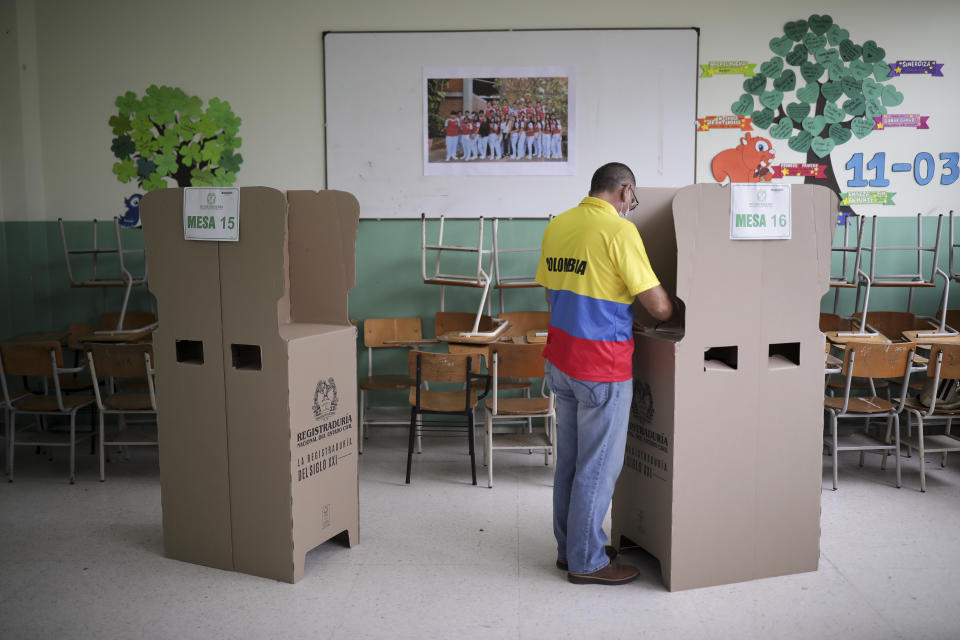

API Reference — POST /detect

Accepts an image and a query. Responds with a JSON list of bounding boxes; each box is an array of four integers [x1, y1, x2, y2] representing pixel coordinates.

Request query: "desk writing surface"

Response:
[[825, 331, 891, 345], [902, 331, 960, 348], [525, 330, 548, 344]]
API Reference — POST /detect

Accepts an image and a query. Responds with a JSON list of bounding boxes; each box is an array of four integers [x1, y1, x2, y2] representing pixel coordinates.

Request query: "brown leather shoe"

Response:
[[567, 561, 639, 585], [556, 545, 617, 571]]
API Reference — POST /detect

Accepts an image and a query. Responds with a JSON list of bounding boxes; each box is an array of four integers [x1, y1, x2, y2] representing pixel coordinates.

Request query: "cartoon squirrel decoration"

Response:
[[711, 133, 776, 183]]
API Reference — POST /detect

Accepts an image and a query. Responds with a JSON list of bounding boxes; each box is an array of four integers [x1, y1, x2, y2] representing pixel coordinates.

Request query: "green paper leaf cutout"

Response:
[[784, 20, 809, 42], [111, 135, 135, 159], [786, 45, 809, 66], [827, 25, 850, 47], [810, 136, 836, 158], [815, 49, 839, 65], [207, 97, 232, 123], [731, 94, 754, 116], [770, 118, 794, 139], [115, 91, 139, 117], [180, 142, 202, 167], [839, 39, 862, 62], [865, 99, 886, 120], [874, 61, 893, 82], [802, 115, 826, 136], [142, 173, 167, 191], [770, 35, 793, 56], [196, 115, 219, 139], [219, 149, 243, 173], [842, 76, 862, 99], [751, 108, 775, 129], [827, 60, 847, 81], [808, 14, 833, 35], [200, 141, 223, 165], [761, 57, 784, 78], [181, 96, 204, 120], [109, 114, 132, 136], [829, 123, 852, 144], [851, 116, 873, 139], [786, 102, 811, 122], [843, 96, 866, 116], [760, 90, 784, 110], [861, 78, 882, 101], [136, 158, 157, 179], [796, 84, 820, 104], [218, 133, 242, 150], [821, 81, 843, 102], [154, 152, 177, 176], [219, 113, 242, 138], [157, 129, 180, 154], [174, 119, 199, 141], [850, 60, 873, 80], [788, 131, 813, 153], [862, 40, 886, 63], [113, 159, 137, 183], [190, 168, 215, 186], [881, 85, 904, 107], [823, 103, 845, 124], [212, 167, 237, 187], [801, 61, 825, 83], [803, 32, 827, 51], [773, 69, 797, 92], [743, 75, 766, 95]]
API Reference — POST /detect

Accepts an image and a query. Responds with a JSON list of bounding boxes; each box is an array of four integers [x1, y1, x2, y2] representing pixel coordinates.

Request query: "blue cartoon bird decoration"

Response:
[[119, 193, 142, 228]]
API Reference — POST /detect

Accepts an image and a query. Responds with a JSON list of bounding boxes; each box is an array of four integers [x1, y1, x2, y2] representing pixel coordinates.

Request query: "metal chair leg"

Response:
[[467, 411, 477, 486], [405, 407, 417, 484], [893, 413, 902, 489], [831, 412, 839, 490], [918, 414, 926, 492], [416, 414, 423, 454], [485, 411, 493, 488]]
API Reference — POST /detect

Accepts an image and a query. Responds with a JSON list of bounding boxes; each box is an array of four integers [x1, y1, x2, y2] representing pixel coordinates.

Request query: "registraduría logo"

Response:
[[312, 377, 339, 420], [630, 381, 655, 426]]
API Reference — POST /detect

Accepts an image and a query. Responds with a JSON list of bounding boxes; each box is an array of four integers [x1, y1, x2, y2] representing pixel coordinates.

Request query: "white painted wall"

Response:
[[1, 0, 957, 221]]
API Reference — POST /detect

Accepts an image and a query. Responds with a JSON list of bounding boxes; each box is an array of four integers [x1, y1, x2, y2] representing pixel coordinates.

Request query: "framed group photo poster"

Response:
[[423, 66, 576, 177]]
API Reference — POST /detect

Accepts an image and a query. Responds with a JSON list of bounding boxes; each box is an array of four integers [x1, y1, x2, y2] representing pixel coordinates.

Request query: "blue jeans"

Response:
[[545, 361, 633, 574]]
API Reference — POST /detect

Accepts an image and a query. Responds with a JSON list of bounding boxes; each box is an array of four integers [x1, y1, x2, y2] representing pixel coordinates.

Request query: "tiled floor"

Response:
[[1, 429, 959, 640]]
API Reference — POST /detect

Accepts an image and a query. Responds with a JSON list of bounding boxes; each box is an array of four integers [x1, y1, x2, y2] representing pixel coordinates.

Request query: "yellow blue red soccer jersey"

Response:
[[535, 197, 660, 382]]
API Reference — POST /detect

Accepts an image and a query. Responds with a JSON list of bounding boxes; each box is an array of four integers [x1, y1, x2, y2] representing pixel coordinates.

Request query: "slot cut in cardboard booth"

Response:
[[614, 183, 836, 591], [141, 187, 360, 583]]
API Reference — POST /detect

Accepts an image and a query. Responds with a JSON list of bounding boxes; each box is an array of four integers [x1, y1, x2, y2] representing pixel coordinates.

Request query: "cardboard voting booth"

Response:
[[612, 183, 837, 591], [141, 187, 360, 583]]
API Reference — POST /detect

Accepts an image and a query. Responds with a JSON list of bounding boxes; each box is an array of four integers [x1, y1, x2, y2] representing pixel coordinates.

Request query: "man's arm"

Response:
[[636, 285, 672, 321]]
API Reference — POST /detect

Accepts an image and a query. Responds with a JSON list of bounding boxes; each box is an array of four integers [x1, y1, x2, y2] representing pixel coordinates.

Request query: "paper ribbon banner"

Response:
[[840, 191, 896, 206], [873, 114, 930, 130], [770, 163, 827, 178], [697, 115, 754, 131], [700, 61, 757, 77], [888, 60, 944, 77]]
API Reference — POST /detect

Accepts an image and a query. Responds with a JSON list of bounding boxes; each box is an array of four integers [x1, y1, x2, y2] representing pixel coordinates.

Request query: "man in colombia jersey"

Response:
[[536, 162, 672, 586]]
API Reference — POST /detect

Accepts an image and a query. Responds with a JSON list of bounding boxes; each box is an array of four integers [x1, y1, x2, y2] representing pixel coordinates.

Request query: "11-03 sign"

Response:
[[183, 187, 240, 241], [729, 183, 791, 240]]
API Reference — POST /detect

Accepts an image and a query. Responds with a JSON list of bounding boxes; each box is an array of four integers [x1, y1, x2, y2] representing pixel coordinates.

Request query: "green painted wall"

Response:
[[3, 215, 958, 381]]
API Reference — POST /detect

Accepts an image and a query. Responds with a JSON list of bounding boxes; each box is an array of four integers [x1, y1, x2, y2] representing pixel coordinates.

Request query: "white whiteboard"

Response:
[[324, 30, 698, 218]]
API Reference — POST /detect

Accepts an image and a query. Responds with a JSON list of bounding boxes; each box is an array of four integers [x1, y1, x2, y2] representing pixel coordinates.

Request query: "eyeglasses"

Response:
[[621, 183, 639, 211]]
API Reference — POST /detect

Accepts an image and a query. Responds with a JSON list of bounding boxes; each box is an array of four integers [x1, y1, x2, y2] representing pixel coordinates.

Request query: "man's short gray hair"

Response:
[[590, 162, 636, 195]]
